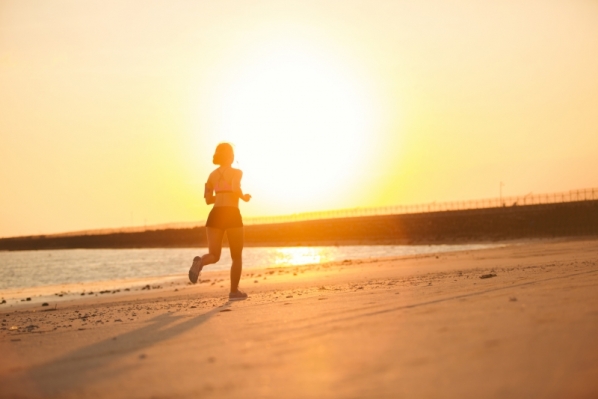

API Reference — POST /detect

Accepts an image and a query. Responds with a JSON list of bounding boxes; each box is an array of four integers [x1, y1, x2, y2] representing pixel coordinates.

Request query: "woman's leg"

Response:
[[226, 227, 244, 293], [201, 227, 225, 266]]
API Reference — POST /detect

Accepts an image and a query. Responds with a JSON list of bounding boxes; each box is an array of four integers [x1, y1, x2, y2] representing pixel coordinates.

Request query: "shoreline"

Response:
[[0, 241, 509, 302], [1, 237, 597, 398], [0, 235, 524, 252]]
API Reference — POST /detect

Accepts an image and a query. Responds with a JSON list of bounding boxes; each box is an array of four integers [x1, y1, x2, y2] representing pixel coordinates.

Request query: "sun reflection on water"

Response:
[[272, 247, 331, 267]]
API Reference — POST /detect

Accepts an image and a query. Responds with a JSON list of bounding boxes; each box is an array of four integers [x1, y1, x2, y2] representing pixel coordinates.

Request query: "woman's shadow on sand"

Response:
[[3, 302, 237, 397]]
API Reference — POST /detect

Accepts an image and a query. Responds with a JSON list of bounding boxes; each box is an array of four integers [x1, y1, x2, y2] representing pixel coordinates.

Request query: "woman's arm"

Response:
[[232, 170, 251, 202], [204, 182, 215, 205]]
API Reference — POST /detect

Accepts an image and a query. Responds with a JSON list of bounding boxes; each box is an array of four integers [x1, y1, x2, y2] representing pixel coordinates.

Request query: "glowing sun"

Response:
[[208, 39, 376, 212]]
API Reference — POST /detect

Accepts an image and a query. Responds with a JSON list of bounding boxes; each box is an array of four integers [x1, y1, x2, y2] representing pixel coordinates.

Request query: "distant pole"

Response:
[[499, 181, 505, 206]]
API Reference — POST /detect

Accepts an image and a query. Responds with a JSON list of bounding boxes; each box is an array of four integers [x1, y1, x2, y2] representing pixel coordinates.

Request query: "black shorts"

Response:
[[206, 206, 243, 230]]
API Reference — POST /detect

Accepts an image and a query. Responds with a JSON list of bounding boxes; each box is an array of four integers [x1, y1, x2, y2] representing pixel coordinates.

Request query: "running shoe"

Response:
[[188, 256, 203, 284], [228, 290, 248, 301]]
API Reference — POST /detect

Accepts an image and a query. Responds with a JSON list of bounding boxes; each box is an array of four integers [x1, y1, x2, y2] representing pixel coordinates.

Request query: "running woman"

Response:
[[188, 143, 252, 301]]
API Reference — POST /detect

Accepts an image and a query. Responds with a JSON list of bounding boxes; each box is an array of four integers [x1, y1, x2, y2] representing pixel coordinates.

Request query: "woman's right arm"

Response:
[[232, 170, 251, 202]]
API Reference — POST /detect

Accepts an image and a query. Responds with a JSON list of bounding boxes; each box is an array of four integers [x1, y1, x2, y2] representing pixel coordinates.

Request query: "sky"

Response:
[[1, 0, 597, 237]]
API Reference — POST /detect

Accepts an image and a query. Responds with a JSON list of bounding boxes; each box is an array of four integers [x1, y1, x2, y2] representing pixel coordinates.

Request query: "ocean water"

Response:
[[0, 244, 499, 291]]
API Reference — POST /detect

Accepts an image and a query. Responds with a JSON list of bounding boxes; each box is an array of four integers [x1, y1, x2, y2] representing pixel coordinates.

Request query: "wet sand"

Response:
[[1, 238, 597, 398]]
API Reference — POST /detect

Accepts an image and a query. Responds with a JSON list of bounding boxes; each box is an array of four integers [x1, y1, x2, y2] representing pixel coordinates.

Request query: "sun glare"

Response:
[[272, 247, 330, 267], [206, 38, 377, 212]]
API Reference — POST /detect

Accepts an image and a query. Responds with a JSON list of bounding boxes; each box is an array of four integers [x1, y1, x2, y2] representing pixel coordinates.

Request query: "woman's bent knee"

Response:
[[206, 253, 220, 263]]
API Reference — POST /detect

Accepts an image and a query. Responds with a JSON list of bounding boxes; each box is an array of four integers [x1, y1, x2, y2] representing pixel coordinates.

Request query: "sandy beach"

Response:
[[1, 238, 597, 398]]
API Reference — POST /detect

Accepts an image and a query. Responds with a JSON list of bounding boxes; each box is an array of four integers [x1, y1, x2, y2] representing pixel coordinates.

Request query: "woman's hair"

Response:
[[212, 142, 234, 165]]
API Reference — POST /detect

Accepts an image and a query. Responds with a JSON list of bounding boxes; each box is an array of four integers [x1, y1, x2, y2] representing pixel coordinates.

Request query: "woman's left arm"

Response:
[[204, 179, 215, 205]]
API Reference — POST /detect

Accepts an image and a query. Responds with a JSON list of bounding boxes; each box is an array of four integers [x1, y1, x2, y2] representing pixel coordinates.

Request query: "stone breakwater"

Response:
[[1, 200, 597, 250]]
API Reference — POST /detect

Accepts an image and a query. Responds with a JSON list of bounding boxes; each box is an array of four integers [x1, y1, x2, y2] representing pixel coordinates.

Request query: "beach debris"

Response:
[[286, 295, 293, 298], [480, 273, 497, 279], [87, 292, 94, 295], [254, 280, 259, 283], [9, 326, 18, 330], [0, 299, 6, 305], [26, 298, 31, 301], [509, 297, 518, 302], [141, 285, 151, 290], [219, 309, 232, 312], [42, 303, 49, 307], [318, 297, 328, 300], [114, 319, 122, 322], [319, 286, 327, 290], [80, 293, 85, 296]]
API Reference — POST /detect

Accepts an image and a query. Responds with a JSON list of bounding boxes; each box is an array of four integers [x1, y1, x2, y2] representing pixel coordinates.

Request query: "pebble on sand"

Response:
[[480, 273, 497, 279]]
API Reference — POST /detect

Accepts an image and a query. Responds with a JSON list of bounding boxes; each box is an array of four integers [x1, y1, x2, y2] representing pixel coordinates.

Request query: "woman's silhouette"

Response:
[[188, 143, 251, 300]]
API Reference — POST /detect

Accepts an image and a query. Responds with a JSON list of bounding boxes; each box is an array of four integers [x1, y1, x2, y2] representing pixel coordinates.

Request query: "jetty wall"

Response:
[[1, 200, 597, 250]]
